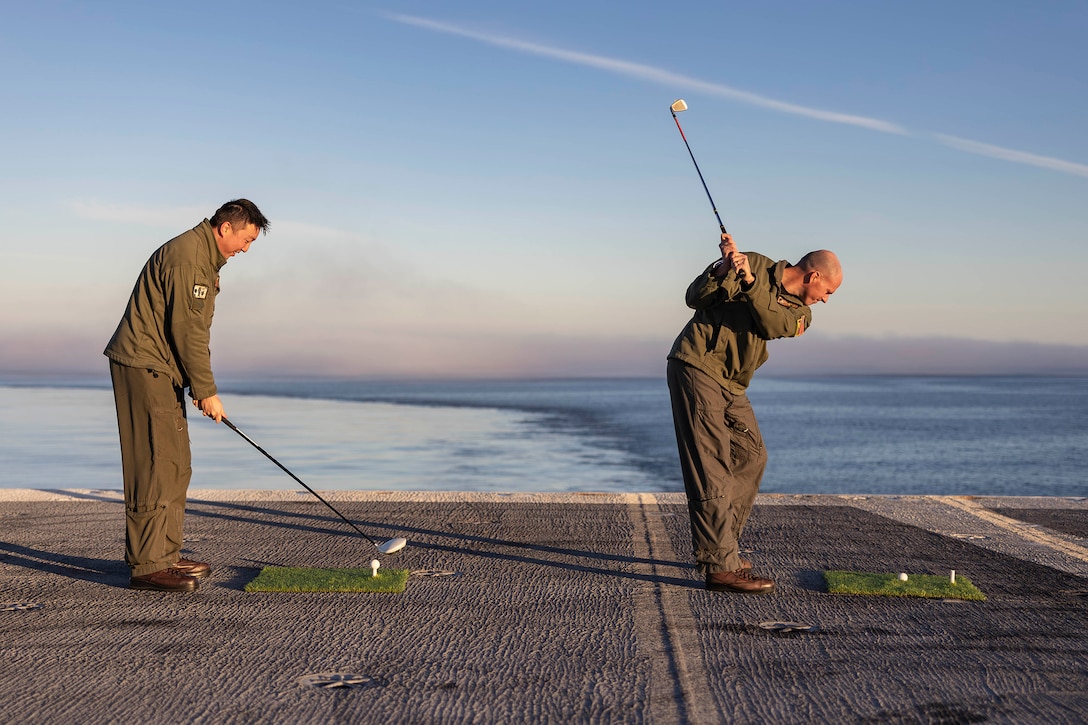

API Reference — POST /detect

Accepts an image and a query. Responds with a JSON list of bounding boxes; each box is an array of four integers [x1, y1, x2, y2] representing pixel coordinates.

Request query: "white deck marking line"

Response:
[[628, 493, 719, 724], [933, 496, 1088, 562]]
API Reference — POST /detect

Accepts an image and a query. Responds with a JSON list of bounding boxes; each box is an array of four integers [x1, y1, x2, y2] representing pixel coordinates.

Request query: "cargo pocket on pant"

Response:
[[127, 502, 169, 565], [725, 414, 763, 468], [148, 405, 185, 496], [695, 406, 731, 466], [689, 404, 732, 503]]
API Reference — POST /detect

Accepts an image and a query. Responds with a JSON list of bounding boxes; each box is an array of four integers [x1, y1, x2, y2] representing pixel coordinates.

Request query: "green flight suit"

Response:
[[104, 220, 225, 576], [667, 252, 811, 574]]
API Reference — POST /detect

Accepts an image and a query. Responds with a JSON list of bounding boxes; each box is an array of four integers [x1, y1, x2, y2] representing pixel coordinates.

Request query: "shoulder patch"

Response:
[[795, 317, 806, 336], [193, 284, 209, 300], [776, 295, 799, 309]]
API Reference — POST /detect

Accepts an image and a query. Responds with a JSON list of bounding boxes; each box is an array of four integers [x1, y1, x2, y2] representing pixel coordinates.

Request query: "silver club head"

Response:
[[671, 99, 688, 113], [377, 537, 408, 555]]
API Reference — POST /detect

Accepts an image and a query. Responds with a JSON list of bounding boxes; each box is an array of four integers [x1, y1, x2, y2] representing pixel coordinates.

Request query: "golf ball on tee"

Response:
[[898, 572, 908, 581], [370, 559, 381, 577]]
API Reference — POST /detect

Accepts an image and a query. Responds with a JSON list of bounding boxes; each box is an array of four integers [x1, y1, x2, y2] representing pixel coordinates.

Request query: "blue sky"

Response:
[[2, 1, 1086, 378]]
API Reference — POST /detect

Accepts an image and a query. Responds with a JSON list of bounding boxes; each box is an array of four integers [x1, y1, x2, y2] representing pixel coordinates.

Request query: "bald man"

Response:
[[667, 233, 842, 593]]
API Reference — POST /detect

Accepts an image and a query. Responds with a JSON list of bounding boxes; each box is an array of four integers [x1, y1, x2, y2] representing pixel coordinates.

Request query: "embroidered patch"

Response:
[[776, 295, 799, 309], [193, 284, 209, 300], [795, 317, 806, 336]]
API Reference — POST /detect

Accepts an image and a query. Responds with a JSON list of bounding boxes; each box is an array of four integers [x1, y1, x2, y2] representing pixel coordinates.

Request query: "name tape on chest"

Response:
[[193, 284, 209, 300]]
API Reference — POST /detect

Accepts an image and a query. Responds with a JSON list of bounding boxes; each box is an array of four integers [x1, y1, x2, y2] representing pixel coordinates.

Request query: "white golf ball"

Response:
[[370, 559, 381, 576], [898, 572, 908, 581]]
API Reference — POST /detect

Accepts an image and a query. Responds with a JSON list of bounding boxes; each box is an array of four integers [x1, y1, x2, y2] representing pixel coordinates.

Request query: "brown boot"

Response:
[[174, 558, 211, 578], [706, 568, 774, 594], [130, 567, 200, 592]]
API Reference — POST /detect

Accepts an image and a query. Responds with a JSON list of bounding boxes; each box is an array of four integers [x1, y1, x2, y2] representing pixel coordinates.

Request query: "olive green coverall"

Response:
[[667, 252, 811, 575], [104, 220, 225, 576]]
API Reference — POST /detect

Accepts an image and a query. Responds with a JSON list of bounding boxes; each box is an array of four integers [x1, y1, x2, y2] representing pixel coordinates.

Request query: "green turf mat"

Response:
[[825, 571, 986, 601], [245, 566, 409, 593]]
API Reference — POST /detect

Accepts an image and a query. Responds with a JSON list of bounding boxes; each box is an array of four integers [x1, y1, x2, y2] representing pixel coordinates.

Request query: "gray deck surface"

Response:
[[2, 490, 1087, 724]]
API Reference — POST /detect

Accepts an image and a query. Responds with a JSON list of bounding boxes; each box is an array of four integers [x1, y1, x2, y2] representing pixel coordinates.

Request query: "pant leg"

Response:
[[720, 391, 767, 544], [667, 360, 767, 574], [110, 362, 192, 576]]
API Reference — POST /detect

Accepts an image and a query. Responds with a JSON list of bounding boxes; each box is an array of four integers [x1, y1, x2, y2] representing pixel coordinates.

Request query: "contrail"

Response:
[[384, 13, 1086, 179], [934, 134, 1088, 178], [383, 13, 907, 135]]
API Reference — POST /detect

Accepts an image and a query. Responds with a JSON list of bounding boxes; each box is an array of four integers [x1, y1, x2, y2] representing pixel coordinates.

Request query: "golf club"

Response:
[[670, 99, 727, 234], [221, 418, 407, 555]]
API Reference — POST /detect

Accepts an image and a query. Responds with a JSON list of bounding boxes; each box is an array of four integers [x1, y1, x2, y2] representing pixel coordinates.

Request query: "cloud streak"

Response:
[[383, 13, 907, 135], [934, 134, 1088, 178], [385, 13, 1087, 179]]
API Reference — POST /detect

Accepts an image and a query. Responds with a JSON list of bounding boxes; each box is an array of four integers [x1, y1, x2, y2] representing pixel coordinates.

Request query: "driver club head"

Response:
[[377, 537, 408, 555], [671, 99, 688, 113]]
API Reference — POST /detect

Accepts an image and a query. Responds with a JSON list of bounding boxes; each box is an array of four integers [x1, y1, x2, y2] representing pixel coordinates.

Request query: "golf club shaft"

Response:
[[221, 417, 381, 548], [671, 110, 727, 234]]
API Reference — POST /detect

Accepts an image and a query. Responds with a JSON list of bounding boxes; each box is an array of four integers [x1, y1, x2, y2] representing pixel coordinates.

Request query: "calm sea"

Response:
[[1, 376, 1085, 497]]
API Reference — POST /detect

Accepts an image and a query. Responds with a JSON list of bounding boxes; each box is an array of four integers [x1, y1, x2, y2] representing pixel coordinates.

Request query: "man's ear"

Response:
[[804, 270, 821, 284], [217, 221, 233, 237]]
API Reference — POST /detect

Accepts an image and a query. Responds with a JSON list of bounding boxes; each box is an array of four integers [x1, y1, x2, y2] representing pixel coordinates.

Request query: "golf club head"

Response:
[[671, 99, 688, 113], [377, 537, 408, 555]]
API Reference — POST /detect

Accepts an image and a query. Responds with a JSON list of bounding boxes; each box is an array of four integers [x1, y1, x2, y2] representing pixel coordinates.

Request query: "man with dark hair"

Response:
[[668, 233, 841, 593], [105, 199, 269, 592]]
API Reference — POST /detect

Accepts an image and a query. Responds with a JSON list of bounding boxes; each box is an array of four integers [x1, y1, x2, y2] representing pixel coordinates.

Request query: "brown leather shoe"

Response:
[[130, 567, 199, 592], [174, 558, 211, 578], [706, 568, 774, 594]]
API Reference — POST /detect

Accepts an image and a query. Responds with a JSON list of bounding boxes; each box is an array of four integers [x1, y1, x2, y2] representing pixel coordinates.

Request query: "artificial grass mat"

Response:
[[245, 566, 410, 593], [825, 571, 986, 601]]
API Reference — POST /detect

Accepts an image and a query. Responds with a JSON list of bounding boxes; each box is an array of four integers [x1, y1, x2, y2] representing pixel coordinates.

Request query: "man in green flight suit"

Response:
[[105, 199, 269, 592], [668, 232, 841, 593]]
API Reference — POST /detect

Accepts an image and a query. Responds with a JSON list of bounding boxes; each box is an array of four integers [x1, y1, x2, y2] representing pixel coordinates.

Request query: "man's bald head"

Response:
[[784, 250, 842, 305], [797, 250, 842, 285]]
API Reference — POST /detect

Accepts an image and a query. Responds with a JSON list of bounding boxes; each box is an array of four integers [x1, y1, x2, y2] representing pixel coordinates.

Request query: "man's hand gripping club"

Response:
[[715, 232, 755, 285], [193, 395, 226, 423]]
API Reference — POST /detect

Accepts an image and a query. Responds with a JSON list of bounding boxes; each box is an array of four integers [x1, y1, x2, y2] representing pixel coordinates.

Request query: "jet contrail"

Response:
[[934, 134, 1088, 178], [384, 13, 1087, 179], [383, 13, 907, 135]]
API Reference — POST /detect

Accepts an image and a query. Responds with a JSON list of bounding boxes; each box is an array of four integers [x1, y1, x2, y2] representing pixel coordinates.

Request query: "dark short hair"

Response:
[[209, 199, 270, 234]]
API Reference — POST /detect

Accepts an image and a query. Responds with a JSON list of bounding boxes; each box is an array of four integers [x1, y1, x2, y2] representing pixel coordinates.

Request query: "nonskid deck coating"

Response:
[[1, 492, 1086, 723]]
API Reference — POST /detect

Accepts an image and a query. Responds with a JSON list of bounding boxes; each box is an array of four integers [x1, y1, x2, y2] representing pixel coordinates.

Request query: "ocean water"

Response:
[[0, 376, 1085, 497]]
